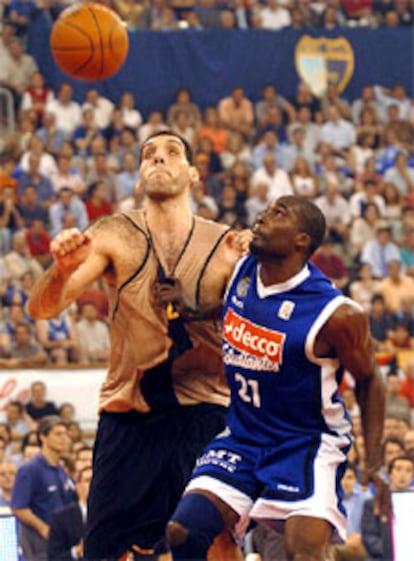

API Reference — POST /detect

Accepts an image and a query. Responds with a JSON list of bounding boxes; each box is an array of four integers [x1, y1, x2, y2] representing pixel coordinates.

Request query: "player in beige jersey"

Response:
[[27, 132, 246, 561]]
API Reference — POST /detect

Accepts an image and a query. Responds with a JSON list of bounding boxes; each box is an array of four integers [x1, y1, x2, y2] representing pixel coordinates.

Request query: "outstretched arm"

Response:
[[27, 223, 110, 320]]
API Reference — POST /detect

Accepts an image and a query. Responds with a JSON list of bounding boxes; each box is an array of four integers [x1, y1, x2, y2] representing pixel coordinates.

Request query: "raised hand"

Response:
[[51, 228, 92, 275]]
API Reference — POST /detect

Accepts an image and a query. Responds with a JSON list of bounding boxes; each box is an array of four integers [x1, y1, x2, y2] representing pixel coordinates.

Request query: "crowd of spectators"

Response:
[[1, 0, 414, 33], [1, 6, 414, 561]]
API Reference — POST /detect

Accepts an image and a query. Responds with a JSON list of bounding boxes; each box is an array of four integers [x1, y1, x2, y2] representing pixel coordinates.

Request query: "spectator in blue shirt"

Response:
[[11, 416, 73, 561], [331, 463, 372, 560], [49, 187, 89, 238]]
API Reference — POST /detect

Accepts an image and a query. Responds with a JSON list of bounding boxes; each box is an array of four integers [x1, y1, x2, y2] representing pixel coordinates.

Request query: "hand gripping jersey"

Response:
[[222, 255, 353, 445]]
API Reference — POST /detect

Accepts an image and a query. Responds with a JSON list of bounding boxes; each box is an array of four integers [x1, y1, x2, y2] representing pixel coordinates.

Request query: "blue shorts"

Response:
[[186, 430, 351, 541]]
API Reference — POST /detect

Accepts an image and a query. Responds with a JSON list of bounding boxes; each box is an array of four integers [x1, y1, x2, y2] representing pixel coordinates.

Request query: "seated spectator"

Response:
[[251, 130, 284, 171], [50, 154, 86, 196], [258, 0, 291, 29], [350, 203, 382, 259], [0, 185, 25, 251], [283, 125, 315, 172], [317, 153, 352, 198], [347, 132, 375, 176], [385, 373, 412, 423], [18, 154, 55, 206], [349, 263, 381, 313], [85, 152, 120, 205], [196, 136, 223, 175], [21, 71, 54, 127], [76, 280, 109, 321], [49, 187, 89, 238], [360, 221, 401, 278], [0, 460, 17, 506], [374, 83, 410, 122], [45, 82, 82, 136], [117, 152, 140, 201], [167, 87, 201, 129], [25, 219, 52, 268], [171, 110, 196, 148], [288, 105, 321, 155], [76, 301, 110, 364], [384, 151, 414, 198], [138, 109, 168, 144], [368, 294, 396, 351], [320, 105, 356, 157], [382, 181, 403, 236], [400, 358, 414, 408], [256, 105, 287, 144], [0, 37, 38, 109], [376, 128, 404, 174], [314, 182, 351, 243], [197, 107, 228, 154], [35, 310, 80, 365], [289, 81, 321, 122], [399, 227, 414, 275], [217, 86, 254, 139], [58, 403, 75, 424], [82, 87, 114, 130], [330, 463, 371, 561], [19, 185, 50, 227], [20, 135, 58, 177], [311, 235, 350, 290], [216, 184, 246, 228], [251, 153, 293, 201], [352, 85, 381, 126], [0, 321, 47, 368], [220, 132, 252, 171], [404, 429, 414, 459], [24, 381, 59, 423], [381, 436, 406, 480], [84, 181, 113, 223], [321, 81, 352, 121], [72, 107, 101, 157], [245, 182, 269, 228], [192, 0, 221, 28], [194, 152, 222, 202], [3, 231, 44, 285], [119, 91, 143, 131], [4, 401, 31, 446], [350, 179, 386, 220], [35, 112, 68, 157], [104, 108, 125, 143], [356, 107, 383, 150], [361, 456, 414, 561], [379, 259, 414, 314]]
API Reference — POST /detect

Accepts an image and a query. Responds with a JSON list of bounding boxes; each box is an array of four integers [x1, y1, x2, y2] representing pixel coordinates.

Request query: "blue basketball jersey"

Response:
[[223, 255, 353, 446]]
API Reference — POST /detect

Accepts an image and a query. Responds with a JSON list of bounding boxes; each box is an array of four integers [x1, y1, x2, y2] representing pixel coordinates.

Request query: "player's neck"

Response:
[[259, 256, 306, 287], [145, 197, 193, 235]]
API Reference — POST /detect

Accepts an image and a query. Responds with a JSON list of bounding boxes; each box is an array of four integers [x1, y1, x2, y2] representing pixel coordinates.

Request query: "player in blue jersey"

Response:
[[165, 196, 388, 561]]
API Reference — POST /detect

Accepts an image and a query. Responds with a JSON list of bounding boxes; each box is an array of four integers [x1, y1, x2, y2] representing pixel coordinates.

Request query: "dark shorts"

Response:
[[85, 403, 227, 559]]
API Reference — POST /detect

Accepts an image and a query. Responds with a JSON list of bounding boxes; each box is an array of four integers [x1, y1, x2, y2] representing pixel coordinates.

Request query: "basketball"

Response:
[[50, 3, 129, 82]]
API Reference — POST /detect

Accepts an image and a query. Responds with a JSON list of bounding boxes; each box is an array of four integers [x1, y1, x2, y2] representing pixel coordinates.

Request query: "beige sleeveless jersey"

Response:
[[99, 210, 231, 413]]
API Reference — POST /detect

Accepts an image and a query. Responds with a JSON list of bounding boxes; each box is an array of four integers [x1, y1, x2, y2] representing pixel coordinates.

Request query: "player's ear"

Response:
[[296, 232, 311, 253], [189, 165, 200, 184]]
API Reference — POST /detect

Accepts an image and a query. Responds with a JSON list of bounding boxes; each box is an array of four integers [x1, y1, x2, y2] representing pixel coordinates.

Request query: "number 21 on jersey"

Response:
[[234, 372, 261, 408]]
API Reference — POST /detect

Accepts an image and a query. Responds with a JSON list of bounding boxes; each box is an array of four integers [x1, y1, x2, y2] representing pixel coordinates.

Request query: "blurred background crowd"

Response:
[[1, 2, 414, 560]]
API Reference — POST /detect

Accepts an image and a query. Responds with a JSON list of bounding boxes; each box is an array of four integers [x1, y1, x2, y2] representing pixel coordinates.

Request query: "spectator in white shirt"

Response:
[[251, 153, 293, 201], [374, 84, 411, 122], [315, 182, 351, 243], [45, 83, 82, 135], [76, 302, 110, 364], [119, 91, 143, 131], [82, 88, 114, 130], [383, 152, 414, 197], [259, 0, 291, 29], [349, 179, 386, 219], [320, 105, 356, 155]]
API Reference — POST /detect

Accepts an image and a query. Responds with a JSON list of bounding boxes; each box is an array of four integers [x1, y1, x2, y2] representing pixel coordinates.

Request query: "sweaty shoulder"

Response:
[[316, 301, 376, 378], [87, 213, 149, 284]]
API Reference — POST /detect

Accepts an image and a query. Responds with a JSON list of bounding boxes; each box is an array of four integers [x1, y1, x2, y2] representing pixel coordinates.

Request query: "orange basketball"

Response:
[[50, 3, 129, 81]]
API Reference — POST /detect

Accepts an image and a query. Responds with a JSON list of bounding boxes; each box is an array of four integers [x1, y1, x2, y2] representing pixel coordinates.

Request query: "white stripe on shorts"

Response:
[[249, 433, 349, 541], [185, 475, 254, 516]]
